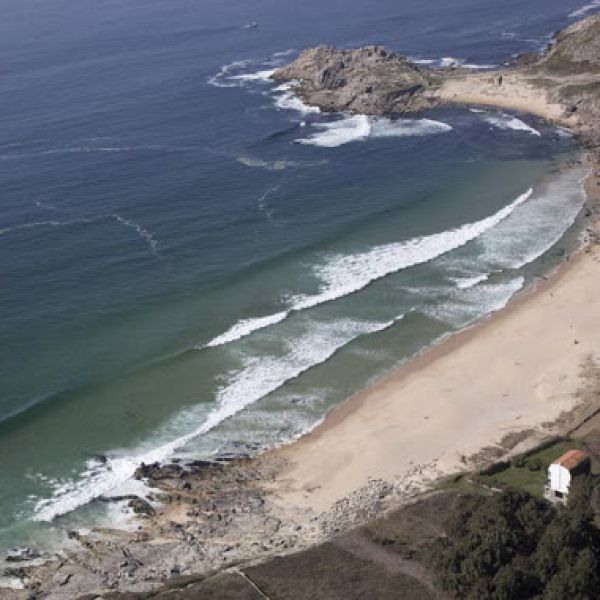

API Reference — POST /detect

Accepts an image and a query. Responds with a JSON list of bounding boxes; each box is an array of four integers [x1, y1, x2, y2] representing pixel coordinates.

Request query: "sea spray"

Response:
[[295, 115, 452, 147]]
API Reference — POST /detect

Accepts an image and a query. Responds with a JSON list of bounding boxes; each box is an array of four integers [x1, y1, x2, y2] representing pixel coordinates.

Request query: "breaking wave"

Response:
[[295, 114, 452, 147], [32, 317, 400, 521], [207, 51, 294, 89], [205, 189, 532, 347], [273, 83, 321, 114], [472, 109, 541, 136], [452, 273, 490, 289], [476, 168, 587, 269]]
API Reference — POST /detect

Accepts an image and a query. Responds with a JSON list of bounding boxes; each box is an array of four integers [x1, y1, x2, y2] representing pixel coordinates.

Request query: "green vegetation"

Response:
[[481, 439, 587, 497], [427, 480, 600, 599]]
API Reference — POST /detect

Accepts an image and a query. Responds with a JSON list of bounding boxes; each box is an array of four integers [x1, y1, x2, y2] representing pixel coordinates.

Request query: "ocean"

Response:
[[0, 0, 595, 557]]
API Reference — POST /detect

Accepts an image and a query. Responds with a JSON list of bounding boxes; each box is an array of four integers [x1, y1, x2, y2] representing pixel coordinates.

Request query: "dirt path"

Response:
[[333, 530, 443, 597]]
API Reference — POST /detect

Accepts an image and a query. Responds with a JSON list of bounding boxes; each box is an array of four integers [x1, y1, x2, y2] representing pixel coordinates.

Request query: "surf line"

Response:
[[204, 188, 533, 348], [33, 315, 402, 522]]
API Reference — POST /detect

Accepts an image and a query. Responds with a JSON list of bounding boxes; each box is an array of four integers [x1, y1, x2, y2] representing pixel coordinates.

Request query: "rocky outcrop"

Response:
[[540, 14, 600, 74], [272, 15, 600, 155], [271, 45, 439, 115]]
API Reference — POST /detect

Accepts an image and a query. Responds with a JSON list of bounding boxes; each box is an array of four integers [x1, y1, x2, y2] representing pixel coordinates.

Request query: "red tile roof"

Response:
[[552, 449, 589, 471]]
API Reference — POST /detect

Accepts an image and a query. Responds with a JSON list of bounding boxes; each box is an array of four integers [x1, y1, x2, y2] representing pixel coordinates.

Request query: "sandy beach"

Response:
[[268, 166, 600, 515]]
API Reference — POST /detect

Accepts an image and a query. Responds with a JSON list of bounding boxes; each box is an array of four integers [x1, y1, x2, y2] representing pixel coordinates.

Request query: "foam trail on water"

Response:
[[206, 189, 532, 347], [208, 51, 293, 89], [569, 0, 600, 17], [32, 317, 399, 521], [0, 218, 97, 237], [111, 214, 159, 255], [296, 115, 452, 147], [0, 145, 197, 161], [236, 155, 327, 171], [256, 185, 280, 222]]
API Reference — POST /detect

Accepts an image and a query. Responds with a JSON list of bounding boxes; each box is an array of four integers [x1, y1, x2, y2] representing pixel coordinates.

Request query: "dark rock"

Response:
[[133, 461, 184, 481], [128, 497, 156, 517], [6, 547, 41, 562], [271, 45, 438, 116]]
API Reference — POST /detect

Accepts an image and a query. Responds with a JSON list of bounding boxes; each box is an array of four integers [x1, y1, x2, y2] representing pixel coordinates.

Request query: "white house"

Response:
[[544, 449, 590, 504]]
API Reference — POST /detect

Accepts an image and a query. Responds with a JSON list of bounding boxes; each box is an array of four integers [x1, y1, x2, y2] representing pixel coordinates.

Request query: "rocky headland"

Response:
[[271, 14, 600, 154], [5, 12, 600, 600]]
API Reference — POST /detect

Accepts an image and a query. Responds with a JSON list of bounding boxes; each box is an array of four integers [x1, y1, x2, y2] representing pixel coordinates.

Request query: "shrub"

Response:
[[427, 477, 600, 599]]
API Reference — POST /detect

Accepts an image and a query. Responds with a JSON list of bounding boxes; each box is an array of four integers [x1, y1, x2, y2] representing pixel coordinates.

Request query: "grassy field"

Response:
[[481, 438, 591, 497]]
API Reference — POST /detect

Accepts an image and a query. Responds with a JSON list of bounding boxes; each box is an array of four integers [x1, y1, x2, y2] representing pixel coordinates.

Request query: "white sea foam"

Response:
[[569, 0, 600, 17], [33, 317, 396, 521], [452, 273, 490, 289], [206, 311, 289, 347], [440, 56, 464, 68], [296, 115, 452, 147], [274, 89, 321, 114], [293, 189, 531, 310], [479, 111, 541, 136], [228, 68, 275, 82], [476, 168, 587, 269], [439, 57, 496, 69], [425, 277, 525, 326], [208, 59, 254, 88], [208, 51, 293, 89], [411, 56, 495, 69], [206, 189, 532, 346]]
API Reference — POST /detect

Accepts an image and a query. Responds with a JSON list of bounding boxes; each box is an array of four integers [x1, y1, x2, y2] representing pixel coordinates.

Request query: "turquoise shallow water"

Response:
[[0, 0, 595, 557]]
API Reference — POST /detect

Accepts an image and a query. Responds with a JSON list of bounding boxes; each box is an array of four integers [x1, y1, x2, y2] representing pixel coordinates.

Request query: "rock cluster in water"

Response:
[[271, 45, 439, 115]]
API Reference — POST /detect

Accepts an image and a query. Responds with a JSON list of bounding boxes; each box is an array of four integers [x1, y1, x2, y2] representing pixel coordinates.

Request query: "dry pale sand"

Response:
[[271, 237, 600, 513], [436, 70, 573, 124]]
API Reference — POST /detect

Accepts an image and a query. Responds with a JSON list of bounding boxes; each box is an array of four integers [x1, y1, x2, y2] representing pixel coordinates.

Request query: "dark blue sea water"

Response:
[[0, 0, 596, 559]]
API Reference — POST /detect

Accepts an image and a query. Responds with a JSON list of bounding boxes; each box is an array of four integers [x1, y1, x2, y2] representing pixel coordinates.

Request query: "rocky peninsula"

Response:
[[271, 14, 600, 153], [5, 12, 600, 600]]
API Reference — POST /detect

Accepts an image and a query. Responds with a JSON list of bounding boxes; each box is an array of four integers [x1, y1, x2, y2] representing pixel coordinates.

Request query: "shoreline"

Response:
[[6, 13, 600, 598], [265, 159, 600, 515]]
